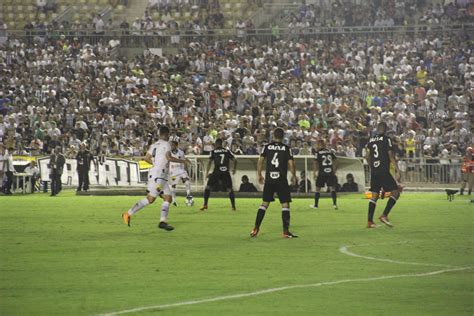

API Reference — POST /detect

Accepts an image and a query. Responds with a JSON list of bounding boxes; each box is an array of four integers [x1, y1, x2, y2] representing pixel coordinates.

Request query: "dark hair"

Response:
[[241, 175, 249, 182], [159, 125, 170, 136], [273, 127, 284, 140], [377, 122, 387, 133], [215, 138, 223, 146], [171, 140, 179, 146]]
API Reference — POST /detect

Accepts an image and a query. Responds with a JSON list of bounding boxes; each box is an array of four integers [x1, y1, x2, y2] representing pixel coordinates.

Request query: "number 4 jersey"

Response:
[[261, 142, 293, 183], [367, 134, 393, 175], [315, 149, 336, 174]]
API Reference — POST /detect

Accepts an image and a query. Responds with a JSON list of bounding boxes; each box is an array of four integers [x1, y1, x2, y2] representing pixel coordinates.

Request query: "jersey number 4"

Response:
[[271, 153, 279, 168]]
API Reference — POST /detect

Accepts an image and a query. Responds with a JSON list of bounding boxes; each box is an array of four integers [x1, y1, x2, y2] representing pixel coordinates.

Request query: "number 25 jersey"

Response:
[[261, 142, 293, 183], [367, 134, 393, 175]]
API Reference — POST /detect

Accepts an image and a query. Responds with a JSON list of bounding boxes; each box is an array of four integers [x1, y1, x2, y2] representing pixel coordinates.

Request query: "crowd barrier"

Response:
[[10, 155, 466, 193]]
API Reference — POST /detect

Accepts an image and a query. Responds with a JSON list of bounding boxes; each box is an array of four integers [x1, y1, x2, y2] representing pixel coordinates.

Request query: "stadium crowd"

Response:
[[0, 18, 472, 172]]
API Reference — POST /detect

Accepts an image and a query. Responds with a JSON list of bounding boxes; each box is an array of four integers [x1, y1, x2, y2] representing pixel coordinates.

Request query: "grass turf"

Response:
[[0, 192, 473, 315]]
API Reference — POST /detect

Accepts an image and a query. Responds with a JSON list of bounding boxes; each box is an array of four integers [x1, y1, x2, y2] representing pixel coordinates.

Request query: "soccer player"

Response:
[[169, 140, 193, 206], [122, 126, 189, 230], [311, 139, 338, 209], [250, 127, 298, 238], [366, 122, 402, 228], [200, 138, 237, 211]]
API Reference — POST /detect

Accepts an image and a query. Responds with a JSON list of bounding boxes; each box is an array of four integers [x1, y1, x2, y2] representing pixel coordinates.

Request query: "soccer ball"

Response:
[[185, 196, 194, 207]]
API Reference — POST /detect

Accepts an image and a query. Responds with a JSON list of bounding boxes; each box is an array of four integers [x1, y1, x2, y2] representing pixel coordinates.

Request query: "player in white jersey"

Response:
[[122, 126, 189, 231], [169, 140, 193, 206]]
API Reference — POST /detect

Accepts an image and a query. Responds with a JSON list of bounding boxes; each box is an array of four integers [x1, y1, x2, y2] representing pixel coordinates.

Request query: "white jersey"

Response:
[[169, 149, 186, 176], [147, 140, 171, 179]]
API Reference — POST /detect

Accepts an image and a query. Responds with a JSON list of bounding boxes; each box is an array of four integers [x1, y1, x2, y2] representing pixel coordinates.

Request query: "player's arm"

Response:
[[288, 158, 297, 185], [166, 151, 190, 165], [364, 146, 371, 166], [205, 158, 213, 178], [333, 154, 338, 173], [232, 156, 237, 175], [388, 150, 401, 182], [257, 156, 265, 185], [312, 158, 318, 179], [144, 152, 153, 165]]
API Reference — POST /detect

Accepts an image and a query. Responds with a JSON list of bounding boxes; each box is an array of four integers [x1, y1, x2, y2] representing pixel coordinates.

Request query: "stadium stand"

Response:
[[0, 0, 472, 189]]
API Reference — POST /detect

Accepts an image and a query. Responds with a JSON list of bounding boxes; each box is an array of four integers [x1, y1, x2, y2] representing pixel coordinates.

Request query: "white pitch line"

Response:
[[98, 266, 473, 316], [339, 245, 456, 268]]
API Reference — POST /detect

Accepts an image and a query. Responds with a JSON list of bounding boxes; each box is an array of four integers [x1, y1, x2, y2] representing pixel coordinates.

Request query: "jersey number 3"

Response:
[[372, 144, 379, 158]]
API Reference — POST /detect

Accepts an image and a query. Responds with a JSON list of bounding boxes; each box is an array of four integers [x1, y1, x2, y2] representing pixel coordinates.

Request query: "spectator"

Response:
[[299, 171, 311, 193], [239, 175, 258, 192], [340, 173, 359, 192]]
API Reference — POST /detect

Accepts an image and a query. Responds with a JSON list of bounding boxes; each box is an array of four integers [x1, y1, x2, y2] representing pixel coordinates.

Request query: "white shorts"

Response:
[[147, 175, 171, 197], [169, 171, 190, 186]]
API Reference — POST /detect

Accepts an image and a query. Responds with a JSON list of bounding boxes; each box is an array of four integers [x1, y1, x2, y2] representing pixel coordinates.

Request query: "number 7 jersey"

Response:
[[367, 134, 393, 175], [261, 142, 294, 183]]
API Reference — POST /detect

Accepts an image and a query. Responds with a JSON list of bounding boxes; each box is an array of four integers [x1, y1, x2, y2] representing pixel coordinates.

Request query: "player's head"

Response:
[[171, 140, 179, 151], [241, 175, 249, 183], [159, 125, 170, 139], [273, 127, 284, 141], [215, 138, 223, 148], [317, 139, 325, 149], [377, 122, 388, 135]]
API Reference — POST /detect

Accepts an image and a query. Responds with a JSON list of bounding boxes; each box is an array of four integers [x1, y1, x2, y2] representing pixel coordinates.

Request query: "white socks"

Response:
[[160, 201, 170, 222], [128, 198, 150, 215], [185, 180, 191, 196]]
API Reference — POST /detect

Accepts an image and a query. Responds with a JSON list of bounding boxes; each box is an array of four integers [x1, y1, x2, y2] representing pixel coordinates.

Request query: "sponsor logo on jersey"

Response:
[[374, 161, 380, 167], [324, 168, 332, 173], [267, 144, 286, 151], [270, 171, 280, 179], [220, 166, 228, 172]]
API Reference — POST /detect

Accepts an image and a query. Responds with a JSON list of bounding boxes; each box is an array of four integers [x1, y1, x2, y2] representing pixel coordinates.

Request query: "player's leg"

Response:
[[122, 177, 158, 226], [279, 183, 297, 238], [367, 175, 381, 228], [460, 174, 467, 195], [226, 173, 236, 210], [328, 175, 337, 209], [468, 174, 473, 195], [379, 175, 400, 227], [201, 173, 216, 210], [158, 181, 174, 231], [250, 184, 274, 237], [312, 186, 321, 209]]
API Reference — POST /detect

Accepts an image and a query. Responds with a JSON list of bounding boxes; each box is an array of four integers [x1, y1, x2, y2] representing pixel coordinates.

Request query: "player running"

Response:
[[311, 139, 338, 209], [250, 127, 298, 238], [200, 138, 237, 211], [122, 126, 189, 230], [366, 122, 402, 228], [169, 140, 193, 206]]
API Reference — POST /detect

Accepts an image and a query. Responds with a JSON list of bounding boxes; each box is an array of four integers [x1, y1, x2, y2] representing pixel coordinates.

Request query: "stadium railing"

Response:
[[4, 23, 473, 48], [12, 155, 464, 193]]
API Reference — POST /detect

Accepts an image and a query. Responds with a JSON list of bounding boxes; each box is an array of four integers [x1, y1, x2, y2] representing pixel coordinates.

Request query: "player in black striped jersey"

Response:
[[311, 139, 338, 210], [250, 128, 298, 238], [200, 138, 238, 211], [366, 122, 402, 228]]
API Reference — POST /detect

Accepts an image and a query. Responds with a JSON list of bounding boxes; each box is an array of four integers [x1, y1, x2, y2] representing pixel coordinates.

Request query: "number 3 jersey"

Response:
[[261, 142, 293, 183], [314, 149, 336, 175], [367, 134, 393, 175]]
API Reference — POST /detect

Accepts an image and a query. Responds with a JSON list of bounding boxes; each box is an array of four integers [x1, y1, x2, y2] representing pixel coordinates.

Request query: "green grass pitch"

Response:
[[0, 192, 473, 315]]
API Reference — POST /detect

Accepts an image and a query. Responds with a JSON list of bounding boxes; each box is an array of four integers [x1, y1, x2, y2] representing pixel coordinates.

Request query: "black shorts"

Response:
[[262, 181, 292, 203], [316, 173, 337, 188], [369, 173, 398, 193], [207, 171, 233, 191]]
